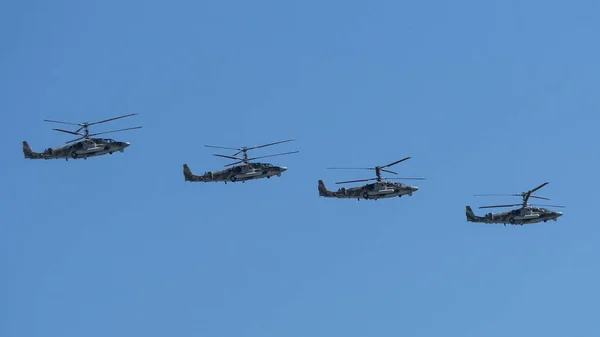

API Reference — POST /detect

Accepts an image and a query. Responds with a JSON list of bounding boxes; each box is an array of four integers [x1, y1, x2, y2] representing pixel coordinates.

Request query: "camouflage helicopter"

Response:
[[22, 113, 142, 161], [318, 157, 425, 200], [183, 139, 298, 184], [466, 182, 564, 226]]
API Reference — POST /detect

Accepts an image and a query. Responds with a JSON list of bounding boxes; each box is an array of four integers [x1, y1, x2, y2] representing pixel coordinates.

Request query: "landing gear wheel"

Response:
[[230, 176, 236, 182], [509, 218, 515, 224], [363, 192, 369, 199], [109, 151, 113, 155], [71, 152, 78, 159]]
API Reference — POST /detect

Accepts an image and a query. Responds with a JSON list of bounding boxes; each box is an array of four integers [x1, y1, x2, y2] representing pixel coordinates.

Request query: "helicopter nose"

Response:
[[123, 142, 130, 148], [410, 186, 419, 192], [279, 166, 287, 172], [555, 211, 563, 217]]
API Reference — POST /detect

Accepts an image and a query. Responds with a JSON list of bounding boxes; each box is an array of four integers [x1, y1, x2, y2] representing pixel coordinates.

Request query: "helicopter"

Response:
[[23, 113, 142, 161], [183, 139, 298, 184], [318, 157, 425, 200], [466, 182, 564, 226]]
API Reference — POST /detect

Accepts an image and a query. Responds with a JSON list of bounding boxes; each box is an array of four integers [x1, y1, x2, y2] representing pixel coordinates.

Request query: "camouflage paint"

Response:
[[183, 163, 288, 183], [465, 205, 563, 226], [23, 138, 131, 160], [318, 180, 419, 200]]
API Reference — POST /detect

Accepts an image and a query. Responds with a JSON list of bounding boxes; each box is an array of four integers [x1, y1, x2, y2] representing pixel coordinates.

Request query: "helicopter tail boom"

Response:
[[183, 164, 210, 182], [183, 164, 195, 181], [318, 180, 334, 197], [22, 141, 44, 159], [466, 206, 484, 222]]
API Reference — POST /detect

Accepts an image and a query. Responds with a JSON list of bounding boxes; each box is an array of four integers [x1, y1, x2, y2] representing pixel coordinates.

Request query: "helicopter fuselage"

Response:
[[319, 180, 419, 200], [184, 162, 288, 183], [466, 206, 563, 225], [23, 138, 131, 160]]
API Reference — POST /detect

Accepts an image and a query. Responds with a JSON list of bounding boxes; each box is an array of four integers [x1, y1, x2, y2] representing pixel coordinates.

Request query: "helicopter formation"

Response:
[[22, 115, 565, 226]]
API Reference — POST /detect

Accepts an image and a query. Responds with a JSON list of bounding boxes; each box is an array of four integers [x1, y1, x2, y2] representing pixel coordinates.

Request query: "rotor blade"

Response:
[[246, 151, 299, 161], [53, 128, 83, 136], [385, 177, 426, 180], [245, 139, 295, 151], [381, 169, 398, 175], [86, 113, 138, 126], [44, 119, 82, 126], [479, 204, 522, 209], [205, 145, 241, 151], [87, 126, 142, 137], [529, 182, 549, 194], [335, 178, 377, 184], [529, 204, 565, 208], [474, 194, 521, 197], [381, 157, 411, 168], [213, 153, 244, 161], [326, 167, 374, 170], [529, 195, 551, 201]]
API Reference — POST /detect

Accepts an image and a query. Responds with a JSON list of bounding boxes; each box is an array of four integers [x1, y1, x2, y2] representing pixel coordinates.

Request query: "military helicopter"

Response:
[[22, 113, 142, 161], [466, 182, 564, 226], [183, 139, 298, 184], [318, 157, 425, 200]]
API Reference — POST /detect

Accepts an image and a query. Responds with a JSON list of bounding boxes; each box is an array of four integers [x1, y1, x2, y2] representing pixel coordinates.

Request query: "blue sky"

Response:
[[1, 0, 599, 336]]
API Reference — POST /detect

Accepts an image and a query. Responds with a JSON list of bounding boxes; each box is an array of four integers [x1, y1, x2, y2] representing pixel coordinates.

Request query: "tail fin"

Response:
[[22, 141, 34, 159], [466, 206, 478, 222], [318, 180, 328, 196], [183, 164, 193, 181]]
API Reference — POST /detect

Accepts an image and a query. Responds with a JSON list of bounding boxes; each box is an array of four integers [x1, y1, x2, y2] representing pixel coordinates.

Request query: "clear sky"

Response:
[[1, 0, 599, 336]]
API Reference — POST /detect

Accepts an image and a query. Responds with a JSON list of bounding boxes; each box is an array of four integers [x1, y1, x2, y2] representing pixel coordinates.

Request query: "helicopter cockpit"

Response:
[[528, 207, 549, 213], [251, 162, 273, 168], [90, 138, 116, 144]]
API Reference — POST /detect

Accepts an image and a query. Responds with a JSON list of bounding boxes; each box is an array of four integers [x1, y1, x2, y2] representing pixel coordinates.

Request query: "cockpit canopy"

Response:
[[91, 138, 116, 143], [251, 162, 273, 168], [527, 207, 550, 213]]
